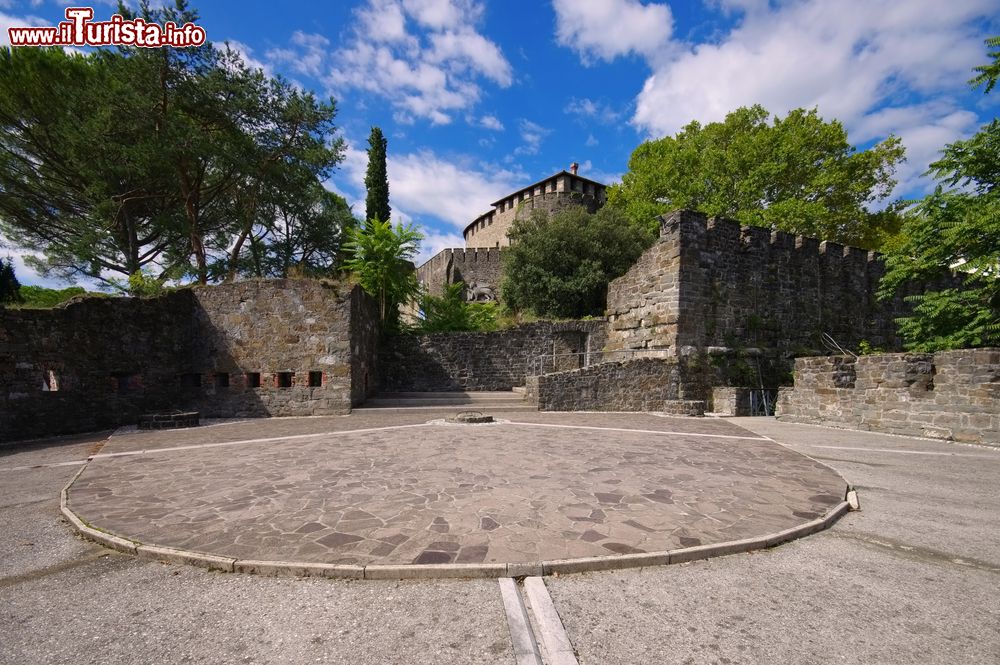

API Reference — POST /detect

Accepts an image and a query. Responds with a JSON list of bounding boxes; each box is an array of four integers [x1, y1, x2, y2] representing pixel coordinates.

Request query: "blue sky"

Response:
[[2, 0, 998, 286]]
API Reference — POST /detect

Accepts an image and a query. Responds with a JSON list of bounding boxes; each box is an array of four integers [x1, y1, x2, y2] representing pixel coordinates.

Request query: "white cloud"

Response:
[[388, 150, 521, 229], [883, 107, 981, 198], [415, 229, 465, 265], [514, 119, 550, 156], [0, 243, 96, 289], [427, 28, 512, 86], [564, 96, 624, 124], [553, 0, 674, 63], [330, 140, 521, 231], [0, 10, 46, 47], [358, 0, 412, 42], [541, 0, 998, 196], [585, 133, 598, 147], [267, 31, 330, 78], [577, 160, 622, 186], [478, 114, 504, 131], [631, 0, 993, 138], [402, 0, 479, 30], [271, 0, 512, 125]]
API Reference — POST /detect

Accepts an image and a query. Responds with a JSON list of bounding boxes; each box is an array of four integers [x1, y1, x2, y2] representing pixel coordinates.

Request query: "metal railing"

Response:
[[748, 388, 778, 416]]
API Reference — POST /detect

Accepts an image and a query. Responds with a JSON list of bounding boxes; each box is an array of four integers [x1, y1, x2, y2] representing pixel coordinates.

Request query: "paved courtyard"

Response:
[[67, 412, 845, 568], [2, 410, 998, 664]]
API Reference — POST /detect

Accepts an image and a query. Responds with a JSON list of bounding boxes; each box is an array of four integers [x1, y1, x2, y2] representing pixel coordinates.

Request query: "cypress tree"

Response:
[[364, 126, 391, 223]]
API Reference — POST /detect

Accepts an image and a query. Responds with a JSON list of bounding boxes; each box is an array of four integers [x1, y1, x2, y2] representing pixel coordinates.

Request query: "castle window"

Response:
[[179, 372, 202, 388], [247, 372, 261, 388], [111, 372, 139, 392], [215, 372, 230, 388], [277, 372, 294, 388], [308, 371, 323, 387]]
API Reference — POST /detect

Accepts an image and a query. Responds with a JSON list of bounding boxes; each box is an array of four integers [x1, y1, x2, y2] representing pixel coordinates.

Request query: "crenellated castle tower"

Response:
[[417, 162, 607, 299]]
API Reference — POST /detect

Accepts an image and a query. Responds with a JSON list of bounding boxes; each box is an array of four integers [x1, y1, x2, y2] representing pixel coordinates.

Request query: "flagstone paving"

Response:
[[66, 412, 846, 566]]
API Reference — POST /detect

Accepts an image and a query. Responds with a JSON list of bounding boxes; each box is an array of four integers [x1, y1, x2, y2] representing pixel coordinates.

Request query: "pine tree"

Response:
[[364, 126, 391, 223], [0, 258, 23, 307]]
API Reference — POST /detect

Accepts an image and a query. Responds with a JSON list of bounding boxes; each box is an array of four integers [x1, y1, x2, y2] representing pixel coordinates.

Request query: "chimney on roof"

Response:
[[570, 162, 579, 175]]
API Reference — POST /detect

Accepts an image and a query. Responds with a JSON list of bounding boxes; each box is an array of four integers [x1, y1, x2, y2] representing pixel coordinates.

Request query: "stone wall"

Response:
[[0, 279, 378, 443], [189, 280, 373, 418], [378, 320, 607, 391], [1, 290, 197, 442], [604, 210, 959, 403], [777, 349, 1000, 445], [416, 247, 504, 299], [464, 171, 606, 248], [532, 358, 705, 414], [607, 210, 921, 356]]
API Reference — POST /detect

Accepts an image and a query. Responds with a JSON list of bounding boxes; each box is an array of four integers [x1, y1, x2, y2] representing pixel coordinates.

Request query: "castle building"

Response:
[[463, 163, 607, 248], [418, 163, 607, 299]]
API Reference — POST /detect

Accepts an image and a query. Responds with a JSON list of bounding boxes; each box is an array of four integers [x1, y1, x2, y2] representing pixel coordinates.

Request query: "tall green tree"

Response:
[[0, 257, 22, 307], [364, 126, 391, 224], [344, 218, 421, 327], [0, 46, 184, 284], [0, 1, 344, 291], [878, 93, 1000, 350], [609, 105, 905, 249], [224, 183, 355, 279], [501, 206, 651, 319]]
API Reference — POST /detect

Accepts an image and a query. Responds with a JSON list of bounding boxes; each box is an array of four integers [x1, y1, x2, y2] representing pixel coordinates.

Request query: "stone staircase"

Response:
[[357, 390, 532, 410]]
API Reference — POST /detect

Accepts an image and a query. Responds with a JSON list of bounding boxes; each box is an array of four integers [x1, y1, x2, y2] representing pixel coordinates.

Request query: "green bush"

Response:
[[413, 282, 498, 333], [500, 206, 652, 319]]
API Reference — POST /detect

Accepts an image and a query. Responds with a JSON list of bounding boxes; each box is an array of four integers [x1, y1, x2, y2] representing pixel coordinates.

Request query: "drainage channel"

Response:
[[499, 577, 579, 665]]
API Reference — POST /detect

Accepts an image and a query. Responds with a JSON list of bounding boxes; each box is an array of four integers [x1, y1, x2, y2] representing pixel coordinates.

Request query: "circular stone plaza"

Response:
[[60, 404, 850, 578]]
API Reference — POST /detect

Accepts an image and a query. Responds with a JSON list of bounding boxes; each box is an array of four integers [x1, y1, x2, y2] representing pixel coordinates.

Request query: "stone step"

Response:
[[359, 391, 528, 409]]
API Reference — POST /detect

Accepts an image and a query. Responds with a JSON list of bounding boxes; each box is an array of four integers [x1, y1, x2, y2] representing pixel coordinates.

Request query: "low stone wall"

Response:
[[777, 349, 1000, 445], [378, 320, 607, 391], [534, 358, 705, 414], [1, 279, 378, 443]]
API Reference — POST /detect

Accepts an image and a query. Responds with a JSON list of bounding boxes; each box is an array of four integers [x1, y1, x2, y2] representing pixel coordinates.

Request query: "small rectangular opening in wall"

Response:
[[247, 372, 261, 388], [215, 372, 230, 388], [179, 373, 202, 388], [308, 371, 323, 387], [42, 369, 60, 392], [111, 372, 136, 392], [277, 372, 294, 388]]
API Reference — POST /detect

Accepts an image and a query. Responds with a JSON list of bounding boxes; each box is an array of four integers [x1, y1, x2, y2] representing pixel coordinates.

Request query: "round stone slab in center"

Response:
[[66, 415, 846, 572]]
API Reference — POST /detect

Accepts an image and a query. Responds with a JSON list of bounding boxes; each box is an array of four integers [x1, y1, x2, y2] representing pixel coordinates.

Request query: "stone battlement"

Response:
[[607, 210, 959, 380], [464, 170, 607, 248], [416, 247, 505, 298]]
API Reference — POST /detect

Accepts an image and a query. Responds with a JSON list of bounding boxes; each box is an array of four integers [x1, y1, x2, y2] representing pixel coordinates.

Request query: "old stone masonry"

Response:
[[2, 209, 996, 445]]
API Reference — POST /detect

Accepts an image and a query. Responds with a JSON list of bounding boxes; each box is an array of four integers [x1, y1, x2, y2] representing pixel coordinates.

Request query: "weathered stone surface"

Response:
[[0, 279, 379, 443], [416, 247, 503, 300], [605, 210, 960, 396], [534, 358, 705, 414], [379, 320, 607, 392], [65, 412, 846, 567], [777, 349, 1000, 445]]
